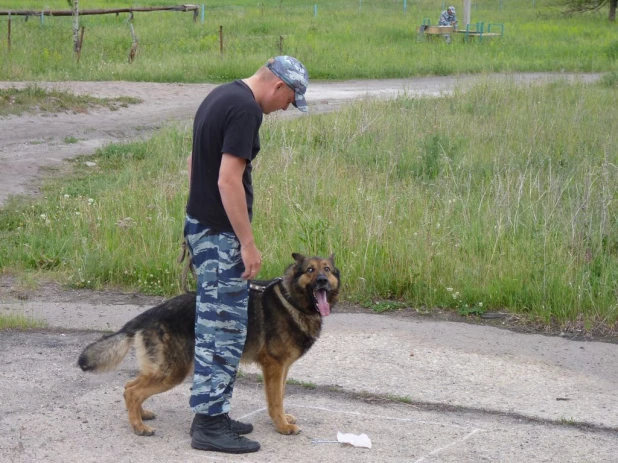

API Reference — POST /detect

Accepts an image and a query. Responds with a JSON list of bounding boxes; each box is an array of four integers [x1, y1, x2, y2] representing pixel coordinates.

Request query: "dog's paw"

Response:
[[133, 424, 155, 436], [285, 413, 297, 424], [276, 423, 301, 435]]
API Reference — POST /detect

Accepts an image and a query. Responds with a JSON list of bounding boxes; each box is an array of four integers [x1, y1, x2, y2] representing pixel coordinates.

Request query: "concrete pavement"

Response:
[[1, 298, 616, 462]]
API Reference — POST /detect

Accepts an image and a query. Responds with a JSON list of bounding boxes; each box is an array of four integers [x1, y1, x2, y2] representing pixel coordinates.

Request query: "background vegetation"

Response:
[[1, 0, 617, 81], [1, 78, 616, 328], [0, 1, 616, 329]]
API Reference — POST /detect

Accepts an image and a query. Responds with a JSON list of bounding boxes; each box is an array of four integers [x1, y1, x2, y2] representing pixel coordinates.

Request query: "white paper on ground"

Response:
[[336, 431, 372, 448]]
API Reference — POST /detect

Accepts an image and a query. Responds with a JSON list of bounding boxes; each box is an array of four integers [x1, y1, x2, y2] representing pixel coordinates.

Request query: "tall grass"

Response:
[[1, 79, 616, 326], [1, 0, 617, 81]]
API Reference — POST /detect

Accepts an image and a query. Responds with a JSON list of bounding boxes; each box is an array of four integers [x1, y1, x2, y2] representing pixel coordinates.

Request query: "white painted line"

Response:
[[238, 407, 267, 421], [413, 428, 484, 463], [287, 403, 482, 431]]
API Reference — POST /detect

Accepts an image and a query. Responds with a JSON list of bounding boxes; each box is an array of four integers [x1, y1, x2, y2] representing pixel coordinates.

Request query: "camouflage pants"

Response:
[[184, 215, 248, 416]]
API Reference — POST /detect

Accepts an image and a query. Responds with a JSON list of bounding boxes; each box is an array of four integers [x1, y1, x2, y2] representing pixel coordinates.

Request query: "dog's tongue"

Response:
[[316, 290, 330, 317]]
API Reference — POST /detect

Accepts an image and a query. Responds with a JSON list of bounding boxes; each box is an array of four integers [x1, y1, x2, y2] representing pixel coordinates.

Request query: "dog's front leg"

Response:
[[261, 358, 300, 435], [281, 363, 297, 425]]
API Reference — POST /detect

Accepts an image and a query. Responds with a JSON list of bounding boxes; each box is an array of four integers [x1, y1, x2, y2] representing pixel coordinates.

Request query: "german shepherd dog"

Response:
[[78, 253, 340, 436]]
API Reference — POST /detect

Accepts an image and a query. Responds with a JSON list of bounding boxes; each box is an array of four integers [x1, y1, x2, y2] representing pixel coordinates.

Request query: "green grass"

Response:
[[286, 378, 318, 389], [1, 78, 616, 329], [1, 0, 617, 82], [0, 85, 141, 116], [386, 394, 414, 405], [0, 312, 47, 330], [368, 300, 409, 313]]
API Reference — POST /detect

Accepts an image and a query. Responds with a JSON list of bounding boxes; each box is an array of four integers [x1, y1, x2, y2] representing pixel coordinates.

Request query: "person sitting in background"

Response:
[[439, 6, 457, 27]]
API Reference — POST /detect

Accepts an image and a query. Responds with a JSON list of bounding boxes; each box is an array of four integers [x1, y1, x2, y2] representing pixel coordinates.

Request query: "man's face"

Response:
[[448, 8, 454, 14], [263, 81, 296, 114]]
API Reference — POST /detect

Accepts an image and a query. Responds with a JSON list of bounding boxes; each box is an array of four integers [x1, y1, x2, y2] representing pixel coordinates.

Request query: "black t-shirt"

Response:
[[186, 80, 263, 233]]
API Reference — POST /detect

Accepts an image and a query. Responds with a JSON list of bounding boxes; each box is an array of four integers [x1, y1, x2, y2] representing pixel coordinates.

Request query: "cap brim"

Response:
[[293, 92, 308, 112]]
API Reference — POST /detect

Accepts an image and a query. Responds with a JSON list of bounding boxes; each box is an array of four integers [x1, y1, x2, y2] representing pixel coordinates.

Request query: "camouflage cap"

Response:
[[266, 56, 309, 112], [448, 5, 456, 12]]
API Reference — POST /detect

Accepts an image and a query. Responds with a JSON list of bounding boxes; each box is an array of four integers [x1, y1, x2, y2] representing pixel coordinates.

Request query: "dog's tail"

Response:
[[78, 331, 134, 372]]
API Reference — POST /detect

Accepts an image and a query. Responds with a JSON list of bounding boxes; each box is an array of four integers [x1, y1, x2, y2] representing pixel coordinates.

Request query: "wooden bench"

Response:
[[456, 22, 504, 42], [416, 25, 454, 36], [416, 21, 504, 43]]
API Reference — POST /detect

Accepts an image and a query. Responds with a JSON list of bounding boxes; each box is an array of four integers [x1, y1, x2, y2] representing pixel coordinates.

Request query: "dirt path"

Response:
[[0, 72, 601, 206]]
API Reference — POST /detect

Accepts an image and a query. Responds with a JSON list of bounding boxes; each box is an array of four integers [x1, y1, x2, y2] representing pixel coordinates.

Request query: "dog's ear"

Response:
[[292, 252, 305, 263], [328, 253, 335, 265]]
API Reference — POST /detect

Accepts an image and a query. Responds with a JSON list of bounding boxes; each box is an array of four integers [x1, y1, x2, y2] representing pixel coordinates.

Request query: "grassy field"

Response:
[[1, 0, 617, 330], [1, 77, 616, 329], [1, 0, 617, 82]]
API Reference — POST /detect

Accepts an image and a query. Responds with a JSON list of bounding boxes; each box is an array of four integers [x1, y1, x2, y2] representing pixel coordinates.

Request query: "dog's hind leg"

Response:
[[124, 377, 156, 421], [261, 357, 300, 435], [123, 373, 183, 436]]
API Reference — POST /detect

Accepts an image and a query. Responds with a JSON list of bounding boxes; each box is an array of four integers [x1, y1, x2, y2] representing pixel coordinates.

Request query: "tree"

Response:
[[559, 0, 617, 22]]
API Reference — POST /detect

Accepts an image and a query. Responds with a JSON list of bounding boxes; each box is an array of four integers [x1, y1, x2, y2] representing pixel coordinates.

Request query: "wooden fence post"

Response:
[[128, 23, 138, 63], [72, 0, 80, 52], [7, 11, 11, 51], [76, 26, 85, 62], [219, 25, 223, 56]]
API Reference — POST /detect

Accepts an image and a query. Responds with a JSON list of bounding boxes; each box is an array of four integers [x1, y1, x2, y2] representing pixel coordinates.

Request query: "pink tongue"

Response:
[[316, 290, 330, 316]]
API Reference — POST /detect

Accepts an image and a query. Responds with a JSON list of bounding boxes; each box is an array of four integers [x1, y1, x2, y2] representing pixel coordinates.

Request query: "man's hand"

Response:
[[240, 241, 262, 280]]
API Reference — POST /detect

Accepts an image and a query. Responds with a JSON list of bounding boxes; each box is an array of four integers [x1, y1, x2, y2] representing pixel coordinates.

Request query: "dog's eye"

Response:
[[324, 266, 330, 272], [307, 267, 314, 273]]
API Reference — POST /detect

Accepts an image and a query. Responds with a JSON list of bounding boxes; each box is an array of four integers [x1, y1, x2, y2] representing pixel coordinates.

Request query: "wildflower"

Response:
[[64, 194, 70, 199], [116, 217, 135, 228]]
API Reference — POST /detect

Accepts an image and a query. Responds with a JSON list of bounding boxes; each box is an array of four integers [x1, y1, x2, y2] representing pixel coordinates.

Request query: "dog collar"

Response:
[[250, 278, 302, 312], [249, 277, 282, 293]]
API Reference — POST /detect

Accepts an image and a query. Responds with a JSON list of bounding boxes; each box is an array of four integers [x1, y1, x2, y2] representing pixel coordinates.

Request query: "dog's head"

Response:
[[283, 253, 340, 316]]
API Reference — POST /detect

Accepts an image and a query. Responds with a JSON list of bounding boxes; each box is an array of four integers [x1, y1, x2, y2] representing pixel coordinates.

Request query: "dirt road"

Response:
[[0, 72, 601, 207]]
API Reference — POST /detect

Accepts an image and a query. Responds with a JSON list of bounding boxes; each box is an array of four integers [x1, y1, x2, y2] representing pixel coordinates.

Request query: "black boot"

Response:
[[191, 414, 260, 454], [190, 413, 254, 436]]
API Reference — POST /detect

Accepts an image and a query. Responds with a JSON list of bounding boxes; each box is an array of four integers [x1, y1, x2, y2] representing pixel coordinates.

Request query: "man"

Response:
[[438, 5, 457, 44], [184, 56, 309, 454], [439, 5, 457, 26]]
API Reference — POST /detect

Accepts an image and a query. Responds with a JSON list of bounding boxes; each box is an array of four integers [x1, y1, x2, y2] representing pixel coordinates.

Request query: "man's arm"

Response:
[[218, 153, 261, 279]]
